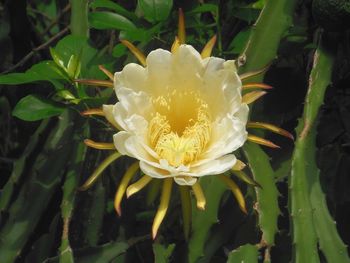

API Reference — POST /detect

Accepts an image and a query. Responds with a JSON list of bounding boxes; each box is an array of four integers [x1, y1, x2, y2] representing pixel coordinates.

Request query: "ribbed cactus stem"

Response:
[[290, 39, 350, 263], [239, 0, 298, 249]]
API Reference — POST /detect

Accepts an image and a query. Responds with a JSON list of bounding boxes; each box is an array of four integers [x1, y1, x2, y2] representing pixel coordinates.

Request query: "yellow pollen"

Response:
[[148, 90, 211, 167]]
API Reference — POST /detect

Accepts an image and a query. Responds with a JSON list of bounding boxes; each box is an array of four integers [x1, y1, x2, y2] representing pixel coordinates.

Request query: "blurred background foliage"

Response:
[[0, 0, 350, 262]]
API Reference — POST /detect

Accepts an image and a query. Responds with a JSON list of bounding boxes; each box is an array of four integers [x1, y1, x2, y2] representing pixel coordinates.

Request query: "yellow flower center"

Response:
[[148, 90, 211, 167]]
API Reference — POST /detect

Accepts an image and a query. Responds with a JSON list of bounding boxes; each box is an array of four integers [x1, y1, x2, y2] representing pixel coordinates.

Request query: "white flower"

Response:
[[103, 44, 248, 186]]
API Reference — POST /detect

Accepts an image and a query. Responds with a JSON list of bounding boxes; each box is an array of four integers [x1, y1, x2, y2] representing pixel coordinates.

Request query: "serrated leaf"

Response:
[[13, 95, 65, 121]]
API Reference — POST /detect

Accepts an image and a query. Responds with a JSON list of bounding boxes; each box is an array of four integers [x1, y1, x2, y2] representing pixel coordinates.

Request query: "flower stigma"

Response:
[[148, 89, 211, 167]]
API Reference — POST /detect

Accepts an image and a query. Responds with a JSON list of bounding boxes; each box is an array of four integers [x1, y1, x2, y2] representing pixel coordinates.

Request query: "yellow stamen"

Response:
[[218, 174, 247, 214], [242, 83, 273, 90], [192, 182, 206, 210], [247, 122, 294, 140], [126, 175, 153, 198], [201, 35, 217, 59], [232, 159, 246, 171], [152, 178, 173, 239], [78, 152, 121, 191], [242, 91, 267, 104], [84, 139, 115, 150], [114, 162, 139, 216], [247, 134, 280, 148], [81, 108, 105, 116], [178, 8, 186, 44], [171, 36, 181, 53], [148, 91, 211, 167], [74, 79, 113, 88], [98, 65, 114, 81], [179, 185, 191, 240], [120, 39, 147, 67], [231, 170, 261, 188]]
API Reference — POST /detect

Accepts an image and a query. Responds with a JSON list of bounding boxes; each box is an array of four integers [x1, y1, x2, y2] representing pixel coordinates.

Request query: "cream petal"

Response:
[[113, 131, 131, 155], [173, 45, 203, 72], [139, 161, 173, 179], [174, 176, 197, 186], [159, 159, 190, 174], [171, 45, 204, 89], [102, 104, 121, 129], [234, 104, 249, 125], [189, 154, 237, 177], [202, 56, 225, 73], [223, 60, 238, 72], [201, 115, 247, 161], [124, 114, 148, 135], [116, 87, 153, 117], [114, 63, 147, 93], [124, 136, 163, 169], [202, 67, 242, 118], [113, 102, 129, 131]]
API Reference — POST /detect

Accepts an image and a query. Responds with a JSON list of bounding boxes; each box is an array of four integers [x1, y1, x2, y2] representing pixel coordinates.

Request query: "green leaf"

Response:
[[138, 0, 173, 23], [67, 54, 81, 79], [89, 11, 137, 31], [50, 47, 65, 70], [187, 4, 218, 15], [112, 43, 127, 58], [13, 95, 65, 121], [0, 61, 67, 89], [90, 0, 137, 21]]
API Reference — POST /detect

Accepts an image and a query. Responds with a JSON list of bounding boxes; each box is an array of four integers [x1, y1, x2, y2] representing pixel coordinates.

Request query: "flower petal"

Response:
[[113, 132, 131, 155], [103, 104, 121, 129], [174, 176, 197, 186], [201, 115, 247, 161], [114, 63, 147, 93], [189, 154, 237, 177]]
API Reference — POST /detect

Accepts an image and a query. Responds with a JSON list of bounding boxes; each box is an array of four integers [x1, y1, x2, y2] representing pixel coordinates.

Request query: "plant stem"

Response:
[[70, 0, 89, 37]]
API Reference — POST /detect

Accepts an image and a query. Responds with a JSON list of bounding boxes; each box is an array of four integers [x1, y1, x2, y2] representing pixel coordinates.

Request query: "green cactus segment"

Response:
[[188, 175, 226, 263], [84, 180, 106, 246], [291, 45, 349, 262], [74, 241, 128, 263], [243, 142, 279, 246], [26, 215, 60, 262], [227, 244, 259, 263], [0, 119, 49, 212], [153, 243, 175, 263], [240, 0, 297, 76], [237, 0, 297, 249], [306, 126, 350, 263], [310, 175, 350, 262], [59, 124, 89, 263], [0, 110, 76, 262]]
